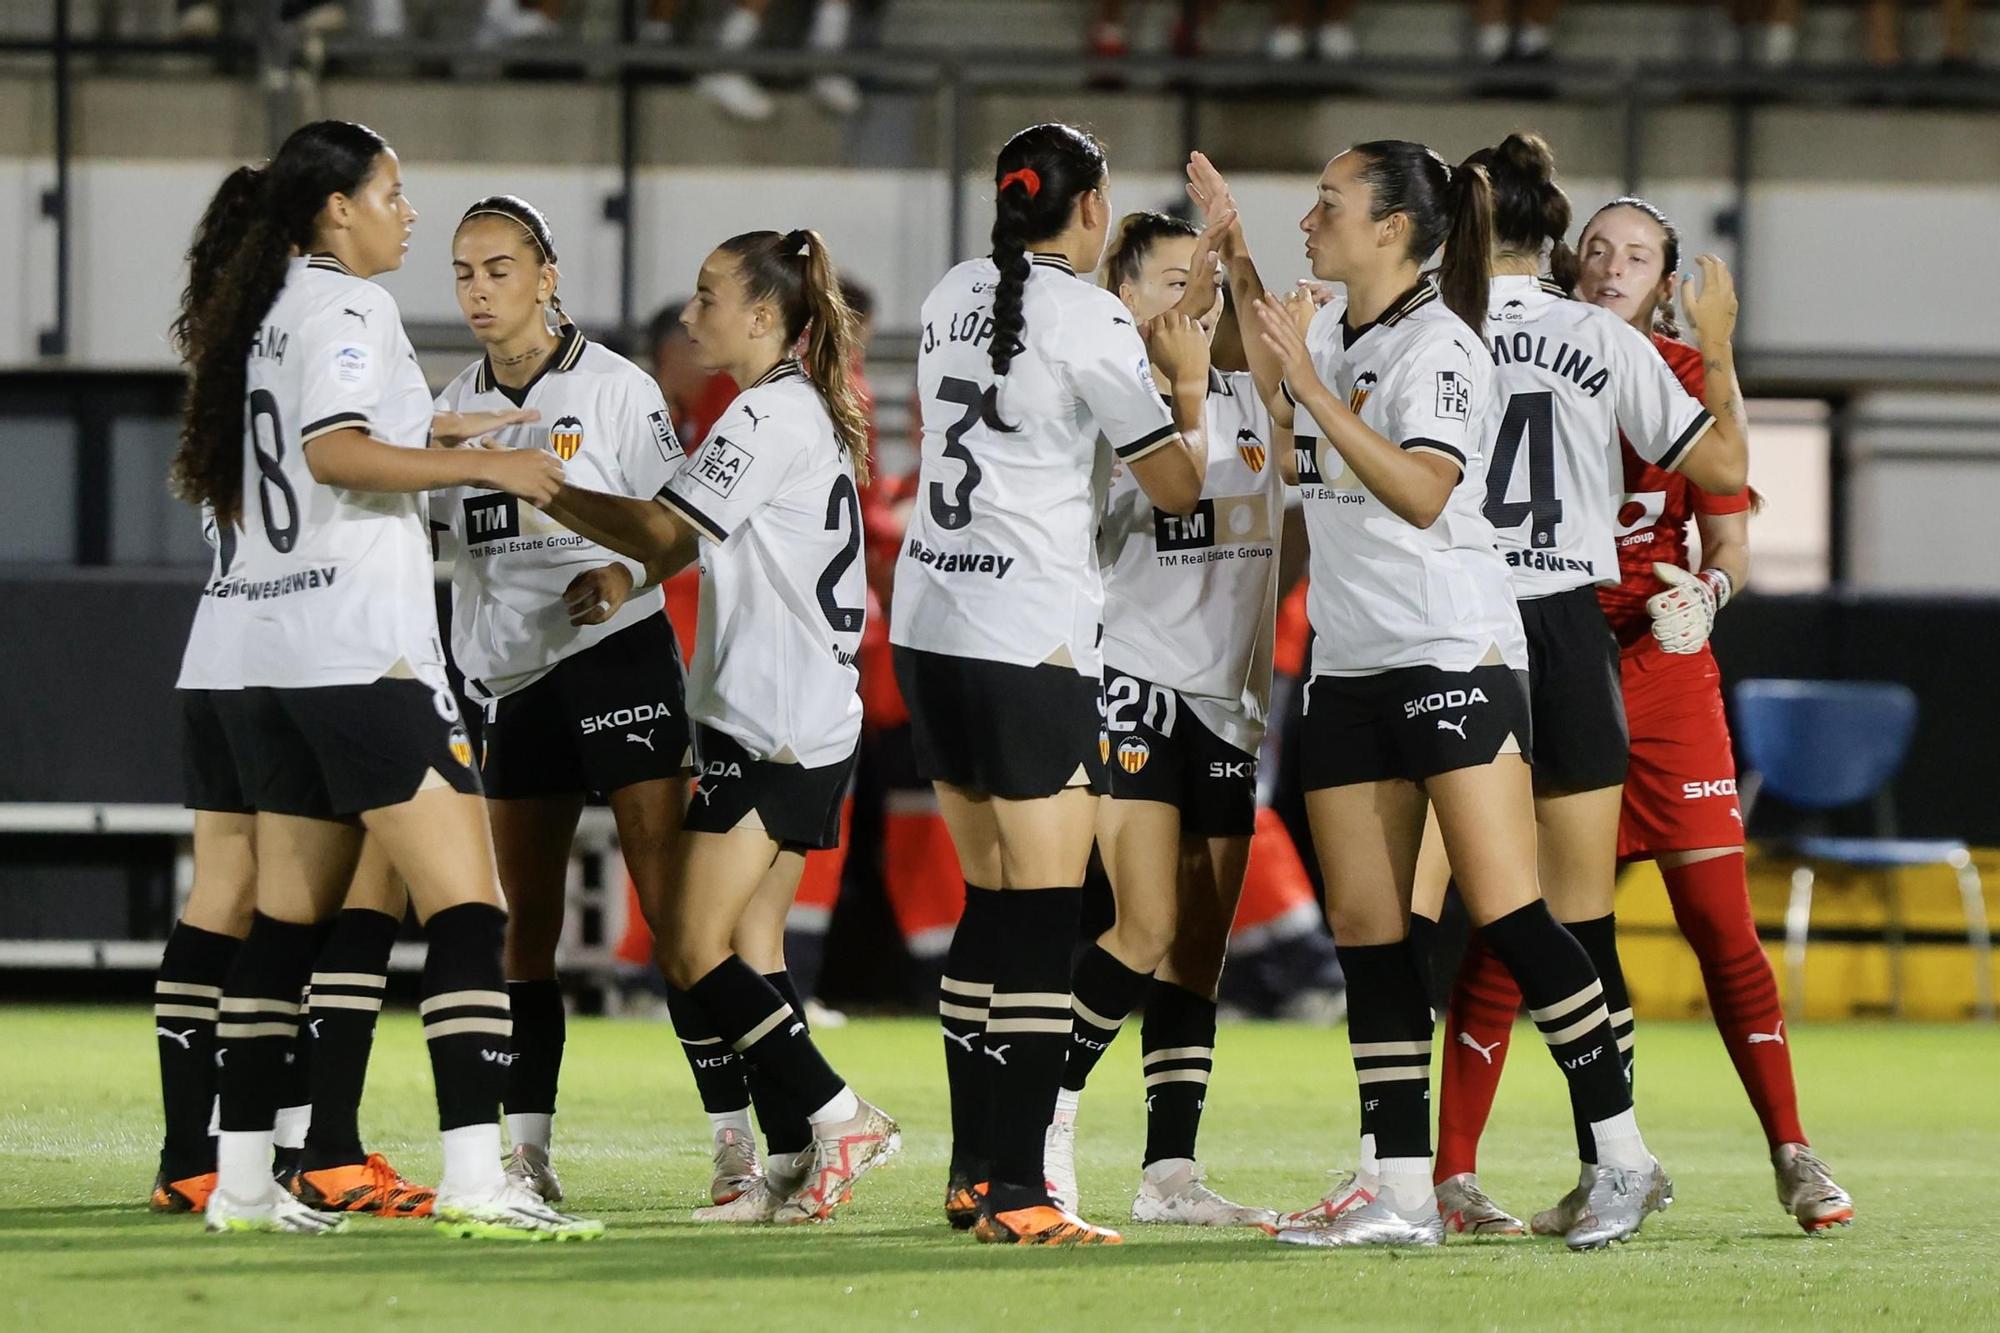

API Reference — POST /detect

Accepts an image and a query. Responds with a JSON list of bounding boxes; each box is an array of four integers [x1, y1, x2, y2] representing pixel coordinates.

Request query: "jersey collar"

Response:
[[475, 322, 589, 404], [746, 356, 806, 389], [1340, 278, 1437, 348], [1029, 252, 1077, 277], [305, 252, 356, 275], [1491, 272, 1570, 300]]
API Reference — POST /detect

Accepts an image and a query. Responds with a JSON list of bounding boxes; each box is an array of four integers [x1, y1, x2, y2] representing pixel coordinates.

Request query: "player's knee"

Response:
[[1109, 907, 1176, 972]]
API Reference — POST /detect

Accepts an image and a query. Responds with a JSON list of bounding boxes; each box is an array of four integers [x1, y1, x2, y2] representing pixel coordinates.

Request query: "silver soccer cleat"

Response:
[[503, 1143, 564, 1203], [1531, 1163, 1592, 1236], [693, 1147, 808, 1224], [1130, 1159, 1276, 1228], [1273, 1191, 1443, 1248], [204, 1183, 345, 1236], [1773, 1143, 1855, 1233], [1271, 1169, 1375, 1231], [1436, 1172, 1526, 1236], [1045, 1113, 1080, 1214], [771, 1098, 901, 1225], [709, 1126, 764, 1206], [1564, 1158, 1673, 1251]]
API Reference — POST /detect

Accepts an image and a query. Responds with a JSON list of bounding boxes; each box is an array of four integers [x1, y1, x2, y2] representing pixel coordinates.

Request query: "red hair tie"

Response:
[[998, 167, 1041, 198]]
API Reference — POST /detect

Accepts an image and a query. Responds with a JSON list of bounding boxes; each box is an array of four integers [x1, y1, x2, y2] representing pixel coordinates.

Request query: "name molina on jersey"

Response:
[[1489, 331, 1610, 397], [1152, 495, 1276, 566]]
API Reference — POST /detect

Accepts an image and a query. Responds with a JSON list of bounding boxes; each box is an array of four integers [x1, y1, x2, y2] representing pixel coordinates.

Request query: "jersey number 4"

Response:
[[1482, 390, 1564, 549], [247, 388, 300, 553], [928, 376, 999, 531]]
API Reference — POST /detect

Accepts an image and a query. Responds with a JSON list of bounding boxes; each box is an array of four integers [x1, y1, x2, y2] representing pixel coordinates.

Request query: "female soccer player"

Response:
[[431, 194, 692, 1204], [1403, 134, 1748, 1236], [1194, 142, 1666, 1250], [544, 228, 898, 1226], [170, 119, 598, 1239], [1044, 211, 1285, 1229], [891, 123, 1215, 1246], [1434, 194, 1853, 1235]]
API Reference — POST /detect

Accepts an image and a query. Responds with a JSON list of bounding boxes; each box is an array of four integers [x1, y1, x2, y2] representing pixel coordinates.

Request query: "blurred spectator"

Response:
[[175, 0, 351, 38], [1470, 0, 1559, 63], [476, 0, 560, 46], [1727, 0, 1801, 66], [1867, 0, 1978, 66], [643, 0, 863, 120], [1089, 0, 1218, 58], [1266, 0, 1358, 62]]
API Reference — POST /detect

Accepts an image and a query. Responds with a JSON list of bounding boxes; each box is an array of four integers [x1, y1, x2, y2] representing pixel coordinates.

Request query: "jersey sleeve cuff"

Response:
[[1400, 437, 1466, 468], [657, 487, 728, 542], [301, 412, 369, 443], [1115, 422, 1179, 462], [1655, 411, 1715, 472]]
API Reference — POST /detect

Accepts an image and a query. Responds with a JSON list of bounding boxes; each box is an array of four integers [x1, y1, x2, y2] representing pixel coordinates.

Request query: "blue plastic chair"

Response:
[[1734, 679, 1993, 1020]]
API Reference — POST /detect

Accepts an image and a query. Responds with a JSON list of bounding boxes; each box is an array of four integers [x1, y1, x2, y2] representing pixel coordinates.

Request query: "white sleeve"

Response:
[[611, 370, 685, 498], [298, 288, 400, 445], [658, 393, 801, 542], [1604, 314, 1713, 472], [1057, 296, 1177, 462], [1390, 330, 1486, 478]]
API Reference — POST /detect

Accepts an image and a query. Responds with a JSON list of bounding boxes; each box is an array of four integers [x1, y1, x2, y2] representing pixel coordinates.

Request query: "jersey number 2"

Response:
[[247, 388, 300, 553], [817, 474, 865, 633], [1482, 390, 1563, 549], [928, 376, 994, 531]]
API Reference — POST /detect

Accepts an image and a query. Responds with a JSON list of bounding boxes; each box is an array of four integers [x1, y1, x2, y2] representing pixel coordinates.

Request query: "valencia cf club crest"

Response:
[[1116, 736, 1150, 774], [550, 416, 584, 461], [448, 727, 474, 768], [1347, 371, 1379, 414], [1098, 730, 1111, 765], [1236, 427, 1267, 473]]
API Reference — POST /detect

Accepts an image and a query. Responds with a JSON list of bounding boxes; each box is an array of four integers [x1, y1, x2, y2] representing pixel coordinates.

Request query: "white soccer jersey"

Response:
[[1483, 274, 1714, 597], [892, 255, 1178, 677], [1100, 369, 1288, 753], [175, 505, 245, 691], [431, 327, 684, 699], [1290, 281, 1526, 676], [655, 361, 863, 769], [233, 254, 445, 689]]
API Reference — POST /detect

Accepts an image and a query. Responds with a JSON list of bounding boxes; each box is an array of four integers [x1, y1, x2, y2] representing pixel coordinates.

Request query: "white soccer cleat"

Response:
[[503, 1143, 564, 1203], [1774, 1143, 1855, 1233], [772, 1099, 900, 1225], [1436, 1172, 1526, 1236], [1270, 1169, 1375, 1231], [697, 72, 775, 122], [692, 1149, 807, 1224], [1273, 1191, 1443, 1248], [709, 1126, 763, 1206], [434, 1178, 603, 1241], [204, 1183, 345, 1236], [1130, 1159, 1275, 1228], [1564, 1158, 1673, 1251], [1044, 1112, 1080, 1214]]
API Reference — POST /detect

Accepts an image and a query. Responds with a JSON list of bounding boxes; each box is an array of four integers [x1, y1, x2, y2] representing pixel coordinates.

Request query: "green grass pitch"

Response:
[[4, 1006, 1994, 1330]]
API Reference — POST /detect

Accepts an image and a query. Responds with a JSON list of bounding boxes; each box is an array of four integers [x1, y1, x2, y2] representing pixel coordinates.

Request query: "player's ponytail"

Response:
[[1467, 131, 1577, 292], [1352, 138, 1491, 333], [720, 227, 872, 484], [169, 119, 389, 527], [987, 122, 1108, 398], [1585, 195, 1684, 339]]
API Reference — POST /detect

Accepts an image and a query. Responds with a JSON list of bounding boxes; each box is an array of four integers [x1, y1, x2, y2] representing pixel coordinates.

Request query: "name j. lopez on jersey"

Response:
[[902, 535, 1015, 579]]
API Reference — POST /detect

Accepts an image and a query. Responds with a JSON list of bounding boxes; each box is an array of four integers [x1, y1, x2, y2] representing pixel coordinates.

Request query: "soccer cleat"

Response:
[[204, 1183, 346, 1235], [974, 1199, 1123, 1246], [1564, 1158, 1673, 1251], [1774, 1143, 1855, 1233], [945, 1175, 987, 1230], [1530, 1164, 1592, 1237], [292, 1153, 435, 1217], [434, 1178, 604, 1241], [1130, 1159, 1276, 1228], [694, 1148, 809, 1224], [696, 72, 775, 122], [271, 1146, 302, 1193], [150, 1170, 216, 1214], [1267, 1169, 1375, 1232], [503, 1143, 564, 1203], [709, 1127, 763, 1206], [1045, 1112, 1079, 1214], [1272, 1192, 1443, 1248], [772, 1099, 900, 1225], [1435, 1172, 1526, 1236]]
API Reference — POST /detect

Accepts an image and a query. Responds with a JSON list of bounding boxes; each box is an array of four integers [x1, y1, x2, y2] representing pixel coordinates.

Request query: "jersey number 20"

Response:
[[1482, 390, 1564, 549], [247, 388, 300, 553]]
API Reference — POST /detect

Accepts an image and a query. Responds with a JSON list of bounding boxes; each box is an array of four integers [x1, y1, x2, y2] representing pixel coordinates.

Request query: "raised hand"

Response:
[[1680, 255, 1738, 349], [1144, 310, 1212, 390], [1171, 206, 1236, 323]]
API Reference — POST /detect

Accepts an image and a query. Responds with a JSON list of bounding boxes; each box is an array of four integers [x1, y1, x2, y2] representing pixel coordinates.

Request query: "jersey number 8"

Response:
[[247, 388, 301, 554]]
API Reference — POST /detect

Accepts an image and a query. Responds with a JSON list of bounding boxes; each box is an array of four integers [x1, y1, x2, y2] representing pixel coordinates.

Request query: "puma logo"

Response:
[[788, 1022, 805, 1037], [309, 1019, 324, 1039], [941, 1029, 976, 1053], [983, 1044, 1010, 1066], [741, 405, 767, 431], [1437, 716, 1468, 740], [1729, 808, 1743, 822], [342, 307, 369, 327], [1112, 316, 1132, 327], [693, 784, 717, 805], [1456, 1032, 1500, 1064], [1747, 1021, 1785, 1046], [156, 1026, 196, 1051], [626, 730, 656, 751]]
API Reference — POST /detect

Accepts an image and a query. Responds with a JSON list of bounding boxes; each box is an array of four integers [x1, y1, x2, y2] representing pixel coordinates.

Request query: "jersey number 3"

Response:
[[1482, 390, 1564, 549], [928, 376, 996, 531]]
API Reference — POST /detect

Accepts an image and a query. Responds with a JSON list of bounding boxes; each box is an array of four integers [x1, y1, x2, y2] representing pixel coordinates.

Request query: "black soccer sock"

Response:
[[301, 907, 401, 1171], [984, 887, 1083, 1210], [1563, 913, 1634, 1161], [1335, 942, 1436, 1162], [748, 971, 814, 1155], [216, 913, 319, 1135], [1140, 979, 1219, 1166], [1062, 943, 1150, 1093], [274, 919, 335, 1157], [419, 903, 513, 1133], [1481, 902, 1633, 1164], [154, 921, 241, 1179], [940, 883, 1001, 1181], [503, 979, 566, 1119], [666, 983, 752, 1115], [687, 955, 845, 1119], [1406, 911, 1442, 1009]]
